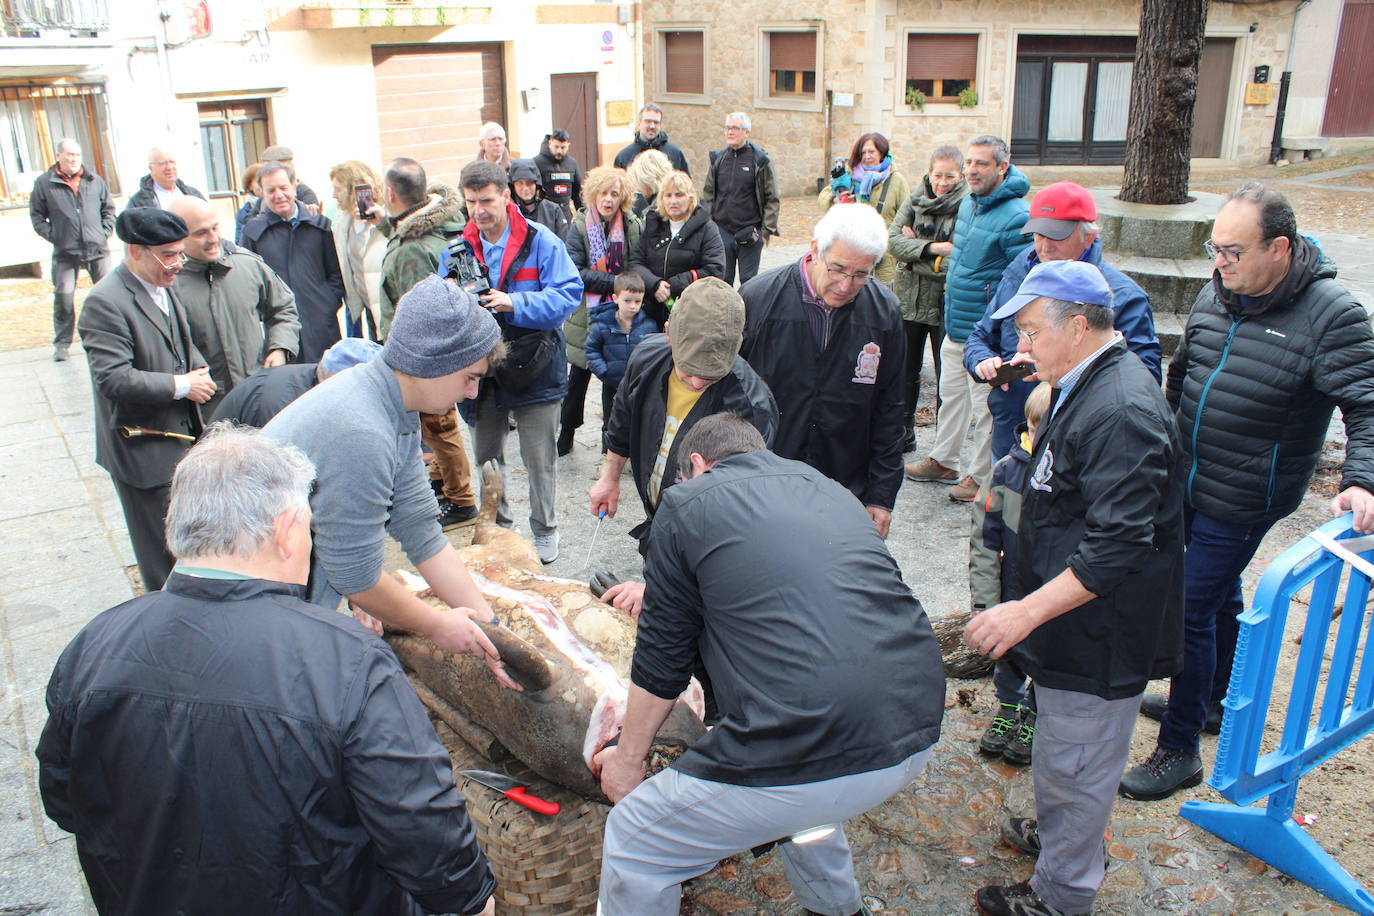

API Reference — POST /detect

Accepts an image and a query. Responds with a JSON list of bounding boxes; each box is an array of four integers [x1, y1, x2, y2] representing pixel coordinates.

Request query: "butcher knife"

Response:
[[458, 768, 561, 816]]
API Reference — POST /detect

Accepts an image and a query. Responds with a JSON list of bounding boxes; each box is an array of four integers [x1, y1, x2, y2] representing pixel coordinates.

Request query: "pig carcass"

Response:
[[385, 463, 705, 802]]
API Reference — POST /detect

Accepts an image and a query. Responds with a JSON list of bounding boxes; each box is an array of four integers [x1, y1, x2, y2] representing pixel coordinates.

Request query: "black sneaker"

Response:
[[1139, 692, 1223, 735], [1001, 817, 1109, 863], [978, 703, 1021, 755], [437, 500, 478, 530], [1118, 745, 1204, 801], [974, 880, 1087, 916], [1002, 708, 1036, 767]]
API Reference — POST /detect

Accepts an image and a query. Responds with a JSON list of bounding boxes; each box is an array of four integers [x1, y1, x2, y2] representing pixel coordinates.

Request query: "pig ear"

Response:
[[475, 618, 555, 692]]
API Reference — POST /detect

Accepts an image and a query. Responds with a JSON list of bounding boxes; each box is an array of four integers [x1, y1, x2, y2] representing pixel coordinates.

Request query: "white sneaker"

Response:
[[533, 530, 560, 564]]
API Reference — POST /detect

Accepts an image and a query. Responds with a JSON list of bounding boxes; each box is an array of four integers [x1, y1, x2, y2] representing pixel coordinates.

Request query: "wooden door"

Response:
[[550, 73, 599, 171], [1322, 0, 1374, 137], [1191, 38, 1235, 157]]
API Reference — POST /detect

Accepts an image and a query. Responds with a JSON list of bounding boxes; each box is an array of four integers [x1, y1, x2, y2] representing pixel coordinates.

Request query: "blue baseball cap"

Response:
[[320, 337, 382, 374], [990, 259, 1114, 320]]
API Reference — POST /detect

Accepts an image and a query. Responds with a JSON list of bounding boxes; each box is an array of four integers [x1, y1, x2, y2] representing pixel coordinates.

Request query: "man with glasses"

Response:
[[1119, 182, 1374, 802], [701, 112, 780, 285], [78, 208, 214, 591], [739, 203, 906, 538], [124, 145, 205, 211], [612, 103, 690, 174]]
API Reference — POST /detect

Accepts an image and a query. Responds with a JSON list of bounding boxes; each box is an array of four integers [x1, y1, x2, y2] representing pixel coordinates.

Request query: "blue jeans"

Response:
[[988, 378, 1037, 463], [1157, 507, 1272, 755]]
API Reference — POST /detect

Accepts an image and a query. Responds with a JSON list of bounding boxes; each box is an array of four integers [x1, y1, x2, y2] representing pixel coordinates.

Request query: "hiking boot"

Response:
[[557, 428, 575, 457], [1002, 707, 1036, 767], [1118, 745, 1204, 801], [901, 426, 916, 454], [1139, 692, 1223, 735], [904, 457, 957, 483], [974, 880, 1087, 916], [436, 500, 478, 530], [534, 530, 560, 564], [1000, 817, 1109, 863], [978, 703, 1021, 755], [950, 475, 980, 502]]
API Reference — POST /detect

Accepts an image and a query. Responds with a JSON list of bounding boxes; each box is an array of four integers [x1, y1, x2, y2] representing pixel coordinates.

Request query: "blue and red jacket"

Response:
[[439, 203, 582, 412]]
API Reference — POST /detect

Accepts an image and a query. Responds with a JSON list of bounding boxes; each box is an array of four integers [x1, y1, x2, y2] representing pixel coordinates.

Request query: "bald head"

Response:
[[148, 146, 179, 191], [169, 196, 222, 262]]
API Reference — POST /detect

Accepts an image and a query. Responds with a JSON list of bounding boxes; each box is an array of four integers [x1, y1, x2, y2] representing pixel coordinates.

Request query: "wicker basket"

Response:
[[427, 711, 609, 914]]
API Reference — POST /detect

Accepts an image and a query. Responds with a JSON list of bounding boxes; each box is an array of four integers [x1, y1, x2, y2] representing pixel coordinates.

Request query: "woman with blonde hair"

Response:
[[626, 148, 673, 219], [327, 159, 389, 339], [558, 166, 642, 454], [632, 170, 724, 329]]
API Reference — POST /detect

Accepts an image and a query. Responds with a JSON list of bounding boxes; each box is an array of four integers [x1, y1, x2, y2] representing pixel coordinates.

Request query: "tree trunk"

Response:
[[1119, 0, 1211, 204]]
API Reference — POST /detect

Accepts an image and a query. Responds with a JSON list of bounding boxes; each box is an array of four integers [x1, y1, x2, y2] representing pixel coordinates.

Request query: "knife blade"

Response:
[[582, 508, 607, 570], [458, 768, 561, 816]]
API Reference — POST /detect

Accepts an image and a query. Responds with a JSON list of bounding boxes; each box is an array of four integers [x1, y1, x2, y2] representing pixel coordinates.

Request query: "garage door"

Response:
[[372, 43, 506, 187]]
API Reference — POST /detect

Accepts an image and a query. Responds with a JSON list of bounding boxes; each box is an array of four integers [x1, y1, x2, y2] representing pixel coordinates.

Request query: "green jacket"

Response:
[[563, 209, 643, 368], [817, 169, 909, 287], [887, 176, 967, 325], [379, 183, 465, 338]]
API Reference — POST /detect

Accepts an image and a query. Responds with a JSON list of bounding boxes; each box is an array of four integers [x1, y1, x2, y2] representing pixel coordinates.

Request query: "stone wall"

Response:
[[640, 0, 1295, 198]]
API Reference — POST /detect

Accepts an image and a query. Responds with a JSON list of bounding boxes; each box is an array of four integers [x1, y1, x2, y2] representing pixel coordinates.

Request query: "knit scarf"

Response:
[[911, 176, 968, 237], [585, 208, 626, 308], [851, 155, 893, 202]]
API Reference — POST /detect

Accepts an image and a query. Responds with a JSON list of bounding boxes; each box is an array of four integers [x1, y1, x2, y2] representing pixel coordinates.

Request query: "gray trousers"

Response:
[[470, 395, 560, 536], [599, 748, 932, 916], [52, 253, 110, 346], [1030, 685, 1142, 914]]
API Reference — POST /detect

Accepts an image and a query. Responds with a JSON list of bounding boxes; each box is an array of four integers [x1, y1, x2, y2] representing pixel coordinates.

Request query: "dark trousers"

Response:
[[1158, 507, 1273, 755], [599, 379, 619, 445], [901, 319, 943, 429], [111, 476, 175, 591], [989, 378, 1038, 463], [561, 363, 593, 435], [52, 253, 111, 347], [721, 231, 764, 286]]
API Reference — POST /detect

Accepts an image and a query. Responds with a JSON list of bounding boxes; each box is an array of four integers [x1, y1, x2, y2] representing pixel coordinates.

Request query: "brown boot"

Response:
[[904, 457, 957, 483], [949, 475, 979, 502]]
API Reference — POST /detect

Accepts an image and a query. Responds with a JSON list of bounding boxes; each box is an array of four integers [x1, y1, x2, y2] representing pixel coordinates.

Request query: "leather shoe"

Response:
[[1119, 745, 1203, 801]]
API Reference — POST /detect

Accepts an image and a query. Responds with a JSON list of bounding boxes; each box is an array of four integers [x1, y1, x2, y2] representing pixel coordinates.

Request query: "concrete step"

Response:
[[1105, 253, 1213, 316], [1154, 311, 1184, 358]]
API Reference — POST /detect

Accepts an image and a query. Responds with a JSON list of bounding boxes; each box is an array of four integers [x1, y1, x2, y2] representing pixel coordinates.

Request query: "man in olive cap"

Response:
[[265, 275, 520, 687], [588, 276, 778, 617], [78, 207, 214, 590]]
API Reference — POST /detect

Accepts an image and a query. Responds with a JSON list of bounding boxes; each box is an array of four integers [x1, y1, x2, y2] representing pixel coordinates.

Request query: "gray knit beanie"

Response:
[[382, 274, 501, 378]]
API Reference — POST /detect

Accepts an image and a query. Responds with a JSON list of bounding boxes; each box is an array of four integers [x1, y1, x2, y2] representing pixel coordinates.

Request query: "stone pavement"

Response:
[[0, 236, 1367, 913]]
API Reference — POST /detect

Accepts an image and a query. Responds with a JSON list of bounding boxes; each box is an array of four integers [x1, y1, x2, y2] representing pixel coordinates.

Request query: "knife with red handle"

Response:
[[458, 768, 561, 816]]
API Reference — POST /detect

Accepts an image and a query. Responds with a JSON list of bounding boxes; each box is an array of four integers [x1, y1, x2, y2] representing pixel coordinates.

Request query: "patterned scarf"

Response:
[[851, 155, 893, 202], [585, 208, 626, 308]]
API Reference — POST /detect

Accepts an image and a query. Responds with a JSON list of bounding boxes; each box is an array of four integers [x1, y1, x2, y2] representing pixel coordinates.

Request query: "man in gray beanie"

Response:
[[265, 275, 519, 687]]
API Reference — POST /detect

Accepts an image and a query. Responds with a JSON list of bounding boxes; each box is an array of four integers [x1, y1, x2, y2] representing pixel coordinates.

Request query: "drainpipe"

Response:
[[154, 0, 176, 134], [1269, 0, 1311, 164]]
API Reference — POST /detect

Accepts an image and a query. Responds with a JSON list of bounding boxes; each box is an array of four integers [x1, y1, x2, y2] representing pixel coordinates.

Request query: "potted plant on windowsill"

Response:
[[905, 86, 926, 111], [958, 87, 979, 109]]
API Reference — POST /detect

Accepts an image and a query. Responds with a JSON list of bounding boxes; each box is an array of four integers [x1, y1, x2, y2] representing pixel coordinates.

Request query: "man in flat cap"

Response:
[[78, 207, 216, 590], [265, 275, 520, 687]]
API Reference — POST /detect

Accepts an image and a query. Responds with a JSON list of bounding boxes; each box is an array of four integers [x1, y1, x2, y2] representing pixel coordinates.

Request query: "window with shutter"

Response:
[[905, 33, 978, 102], [662, 31, 705, 95], [767, 31, 817, 98]]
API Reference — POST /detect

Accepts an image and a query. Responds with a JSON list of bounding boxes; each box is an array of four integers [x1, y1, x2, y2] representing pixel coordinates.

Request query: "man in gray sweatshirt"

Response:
[[266, 274, 517, 688]]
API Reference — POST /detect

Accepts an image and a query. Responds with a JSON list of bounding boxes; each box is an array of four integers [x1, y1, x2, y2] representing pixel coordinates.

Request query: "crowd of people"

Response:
[[26, 101, 1374, 916]]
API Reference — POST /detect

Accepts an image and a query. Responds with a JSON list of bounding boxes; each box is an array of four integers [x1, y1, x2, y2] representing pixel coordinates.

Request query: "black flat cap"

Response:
[[116, 208, 188, 245]]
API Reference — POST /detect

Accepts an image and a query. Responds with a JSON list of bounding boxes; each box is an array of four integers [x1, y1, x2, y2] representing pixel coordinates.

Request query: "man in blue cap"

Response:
[[963, 260, 1185, 916]]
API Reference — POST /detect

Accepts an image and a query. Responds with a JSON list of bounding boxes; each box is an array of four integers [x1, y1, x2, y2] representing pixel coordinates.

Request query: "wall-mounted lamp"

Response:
[[522, 87, 542, 112]]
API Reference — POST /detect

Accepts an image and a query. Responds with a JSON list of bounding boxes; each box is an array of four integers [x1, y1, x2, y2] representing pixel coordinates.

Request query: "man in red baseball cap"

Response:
[[949, 181, 1161, 498]]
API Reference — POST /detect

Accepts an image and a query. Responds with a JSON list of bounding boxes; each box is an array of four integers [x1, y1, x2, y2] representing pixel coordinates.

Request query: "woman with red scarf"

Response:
[[559, 166, 643, 455]]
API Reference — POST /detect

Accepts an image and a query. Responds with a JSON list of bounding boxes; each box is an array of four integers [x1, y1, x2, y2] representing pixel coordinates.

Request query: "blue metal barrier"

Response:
[[1180, 514, 1374, 915]]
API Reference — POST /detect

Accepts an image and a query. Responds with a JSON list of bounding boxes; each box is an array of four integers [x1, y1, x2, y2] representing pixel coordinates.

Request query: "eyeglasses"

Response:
[[153, 251, 188, 270], [1203, 240, 1254, 264], [820, 256, 873, 285], [1015, 325, 1047, 343], [724, 125, 746, 132]]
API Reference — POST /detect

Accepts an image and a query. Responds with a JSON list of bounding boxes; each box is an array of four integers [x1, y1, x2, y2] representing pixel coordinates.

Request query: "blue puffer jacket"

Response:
[[585, 304, 655, 387], [962, 237, 1162, 381], [943, 166, 1031, 342], [440, 204, 583, 414]]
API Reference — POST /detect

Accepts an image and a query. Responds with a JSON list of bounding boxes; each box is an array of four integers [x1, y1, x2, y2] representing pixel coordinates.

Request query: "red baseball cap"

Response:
[[1023, 181, 1097, 240]]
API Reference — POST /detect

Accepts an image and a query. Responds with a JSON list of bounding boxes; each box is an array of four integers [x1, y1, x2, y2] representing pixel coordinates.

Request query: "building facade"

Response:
[[639, 0, 1374, 197]]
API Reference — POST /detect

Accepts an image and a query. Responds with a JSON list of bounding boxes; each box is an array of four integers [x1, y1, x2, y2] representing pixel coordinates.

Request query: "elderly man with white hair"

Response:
[[124, 144, 205, 210], [701, 111, 780, 285], [471, 121, 511, 169], [37, 424, 498, 916], [739, 203, 907, 538]]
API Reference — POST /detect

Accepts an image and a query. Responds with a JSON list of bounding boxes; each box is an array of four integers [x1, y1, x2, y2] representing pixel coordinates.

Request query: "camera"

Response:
[[445, 242, 491, 299], [829, 158, 848, 180]]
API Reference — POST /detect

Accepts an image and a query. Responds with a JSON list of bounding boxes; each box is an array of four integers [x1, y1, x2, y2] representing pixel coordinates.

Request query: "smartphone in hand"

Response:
[[354, 184, 376, 220], [986, 362, 1035, 386]]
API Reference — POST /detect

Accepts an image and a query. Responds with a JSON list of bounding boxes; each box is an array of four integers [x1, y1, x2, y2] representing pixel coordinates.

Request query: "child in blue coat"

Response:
[[585, 272, 654, 436]]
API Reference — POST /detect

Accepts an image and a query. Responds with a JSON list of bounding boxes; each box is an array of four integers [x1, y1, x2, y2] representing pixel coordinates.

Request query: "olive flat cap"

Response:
[[116, 208, 188, 245]]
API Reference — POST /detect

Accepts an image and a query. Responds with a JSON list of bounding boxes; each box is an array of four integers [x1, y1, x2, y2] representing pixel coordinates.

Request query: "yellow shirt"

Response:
[[648, 369, 705, 506]]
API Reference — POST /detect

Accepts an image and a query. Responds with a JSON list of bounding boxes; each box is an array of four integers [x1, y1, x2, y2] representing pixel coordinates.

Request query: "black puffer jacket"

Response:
[[1167, 237, 1374, 525], [29, 165, 115, 260], [632, 205, 725, 329], [123, 173, 205, 210]]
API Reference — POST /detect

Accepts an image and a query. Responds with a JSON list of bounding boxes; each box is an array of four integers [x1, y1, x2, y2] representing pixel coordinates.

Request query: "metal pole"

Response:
[[1269, 0, 1310, 164]]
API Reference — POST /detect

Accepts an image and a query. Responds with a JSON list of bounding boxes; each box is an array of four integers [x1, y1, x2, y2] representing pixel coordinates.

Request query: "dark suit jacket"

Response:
[[78, 264, 206, 488]]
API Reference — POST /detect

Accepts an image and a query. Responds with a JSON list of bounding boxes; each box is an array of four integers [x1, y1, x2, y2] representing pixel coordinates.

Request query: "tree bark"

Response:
[[933, 610, 994, 679], [1119, 0, 1211, 205]]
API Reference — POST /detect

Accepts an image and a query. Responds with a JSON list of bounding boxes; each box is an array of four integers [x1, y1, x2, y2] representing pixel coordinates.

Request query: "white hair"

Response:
[[725, 112, 751, 130], [1080, 220, 1100, 237], [165, 423, 315, 561], [479, 122, 506, 141], [56, 138, 81, 154], [813, 203, 889, 261]]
